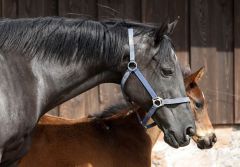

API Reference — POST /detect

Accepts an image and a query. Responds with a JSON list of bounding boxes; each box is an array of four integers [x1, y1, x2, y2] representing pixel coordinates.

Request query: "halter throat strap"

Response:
[[121, 28, 190, 129]]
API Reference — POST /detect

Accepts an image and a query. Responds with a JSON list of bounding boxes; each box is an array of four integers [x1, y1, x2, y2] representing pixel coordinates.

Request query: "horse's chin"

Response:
[[159, 126, 190, 148], [163, 133, 180, 148]]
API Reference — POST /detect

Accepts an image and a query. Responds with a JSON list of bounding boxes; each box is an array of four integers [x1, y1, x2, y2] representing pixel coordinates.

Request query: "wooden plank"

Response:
[[58, 0, 99, 118], [0, 0, 2, 17], [168, 0, 189, 67], [58, 0, 97, 18], [18, 0, 58, 17], [42, 0, 58, 16], [48, 107, 59, 116], [190, 0, 234, 124], [2, 0, 17, 18], [141, 0, 168, 23], [234, 0, 240, 123], [141, 0, 189, 66], [97, 0, 141, 110], [98, 84, 125, 111], [98, 0, 141, 21], [59, 88, 100, 119]]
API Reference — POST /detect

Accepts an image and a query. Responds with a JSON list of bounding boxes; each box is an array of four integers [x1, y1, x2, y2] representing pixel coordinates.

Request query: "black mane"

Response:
[[0, 17, 168, 65]]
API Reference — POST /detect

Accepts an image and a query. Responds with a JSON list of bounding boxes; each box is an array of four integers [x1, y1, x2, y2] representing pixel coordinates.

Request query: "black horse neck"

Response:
[[0, 17, 129, 115]]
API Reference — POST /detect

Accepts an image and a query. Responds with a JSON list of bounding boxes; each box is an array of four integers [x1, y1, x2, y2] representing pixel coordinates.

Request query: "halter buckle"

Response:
[[152, 97, 164, 108], [128, 61, 137, 71]]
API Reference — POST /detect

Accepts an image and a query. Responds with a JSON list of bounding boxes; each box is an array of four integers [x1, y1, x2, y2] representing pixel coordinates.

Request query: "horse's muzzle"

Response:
[[194, 133, 217, 149]]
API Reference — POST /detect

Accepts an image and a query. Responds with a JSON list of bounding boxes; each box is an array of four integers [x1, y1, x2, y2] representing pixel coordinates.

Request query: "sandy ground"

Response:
[[151, 126, 240, 167]]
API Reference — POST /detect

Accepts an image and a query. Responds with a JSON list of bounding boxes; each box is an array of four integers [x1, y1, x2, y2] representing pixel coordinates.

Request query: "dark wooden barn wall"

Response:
[[190, 0, 234, 124], [0, 0, 238, 124], [234, 0, 240, 123]]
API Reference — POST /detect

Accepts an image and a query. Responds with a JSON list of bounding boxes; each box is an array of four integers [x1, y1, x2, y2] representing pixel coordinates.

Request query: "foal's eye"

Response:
[[195, 101, 203, 110], [161, 68, 173, 77], [189, 83, 196, 89]]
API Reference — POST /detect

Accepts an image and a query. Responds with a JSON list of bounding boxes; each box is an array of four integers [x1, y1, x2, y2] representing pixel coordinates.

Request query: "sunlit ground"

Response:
[[152, 126, 240, 167]]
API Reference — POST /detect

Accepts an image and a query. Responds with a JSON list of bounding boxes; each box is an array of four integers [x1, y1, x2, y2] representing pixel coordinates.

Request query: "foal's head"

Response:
[[184, 67, 217, 149], [119, 20, 195, 148]]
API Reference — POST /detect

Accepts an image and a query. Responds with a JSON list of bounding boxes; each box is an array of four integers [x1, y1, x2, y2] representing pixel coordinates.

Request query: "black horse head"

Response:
[[113, 20, 195, 148]]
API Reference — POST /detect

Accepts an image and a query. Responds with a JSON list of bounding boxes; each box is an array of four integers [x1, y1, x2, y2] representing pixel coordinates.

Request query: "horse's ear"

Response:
[[167, 18, 178, 35], [184, 67, 205, 86], [154, 18, 179, 45], [154, 20, 168, 45]]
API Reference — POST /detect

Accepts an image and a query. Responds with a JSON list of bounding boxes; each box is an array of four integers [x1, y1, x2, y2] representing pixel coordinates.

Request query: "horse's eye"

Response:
[[161, 68, 173, 77]]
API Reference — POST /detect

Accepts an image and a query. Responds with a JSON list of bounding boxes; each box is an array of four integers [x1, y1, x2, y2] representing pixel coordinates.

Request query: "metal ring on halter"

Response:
[[128, 61, 137, 71], [152, 97, 163, 108]]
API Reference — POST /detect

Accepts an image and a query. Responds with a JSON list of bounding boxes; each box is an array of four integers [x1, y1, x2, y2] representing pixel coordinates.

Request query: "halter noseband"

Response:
[[121, 28, 190, 129]]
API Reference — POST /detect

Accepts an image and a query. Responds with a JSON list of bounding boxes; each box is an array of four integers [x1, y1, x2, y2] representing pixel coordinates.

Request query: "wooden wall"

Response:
[[0, 0, 238, 124]]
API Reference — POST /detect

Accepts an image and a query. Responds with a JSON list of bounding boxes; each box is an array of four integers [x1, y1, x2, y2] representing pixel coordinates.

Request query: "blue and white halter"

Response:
[[121, 28, 190, 129]]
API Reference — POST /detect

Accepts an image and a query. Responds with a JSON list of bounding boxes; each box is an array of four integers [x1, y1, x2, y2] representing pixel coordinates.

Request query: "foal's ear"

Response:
[[193, 67, 205, 82], [184, 67, 205, 86]]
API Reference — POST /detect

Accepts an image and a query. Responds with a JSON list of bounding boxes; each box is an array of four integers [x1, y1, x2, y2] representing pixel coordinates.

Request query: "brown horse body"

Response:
[[19, 108, 153, 167], [19, 68, 216, 167]]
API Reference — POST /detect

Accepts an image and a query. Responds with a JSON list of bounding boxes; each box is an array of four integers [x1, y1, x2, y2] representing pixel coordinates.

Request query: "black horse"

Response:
[[0, 17, 195, 166]]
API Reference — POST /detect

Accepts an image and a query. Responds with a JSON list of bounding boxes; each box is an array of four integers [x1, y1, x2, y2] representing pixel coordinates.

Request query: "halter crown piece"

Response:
[[121, 28, 190, 129]]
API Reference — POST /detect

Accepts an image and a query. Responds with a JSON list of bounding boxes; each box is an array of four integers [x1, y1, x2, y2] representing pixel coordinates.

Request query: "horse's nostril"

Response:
[[212, 135, 217, 143], [186, 127, 195, 136]]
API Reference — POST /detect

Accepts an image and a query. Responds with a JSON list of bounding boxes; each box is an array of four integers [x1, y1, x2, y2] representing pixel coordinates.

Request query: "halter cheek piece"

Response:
[[121, 28, 190, 129]]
